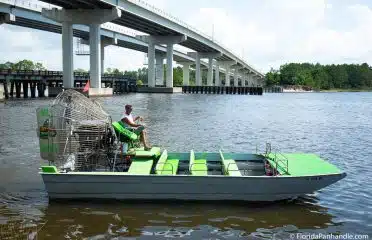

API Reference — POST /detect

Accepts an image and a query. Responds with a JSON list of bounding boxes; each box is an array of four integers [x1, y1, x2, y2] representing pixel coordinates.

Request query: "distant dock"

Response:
[[0, 69, 137, 99]]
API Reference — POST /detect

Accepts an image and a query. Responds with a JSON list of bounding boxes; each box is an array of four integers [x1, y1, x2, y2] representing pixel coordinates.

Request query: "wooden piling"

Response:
[[30, 82, 36, 98], [3, 81, 9, 99], [15, 82, 21, 98]]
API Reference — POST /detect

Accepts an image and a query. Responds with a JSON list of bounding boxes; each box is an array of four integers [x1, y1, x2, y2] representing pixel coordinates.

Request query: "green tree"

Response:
[[12, 59, 35, 70], [0, 61, 14, 70], [173, 66, 183, 86], [112, 68, 122, 75], [265, 68, 280, 86], [105, 68, 112, 74], [34, 62, 46, 70], [74, 68, 87, 73]]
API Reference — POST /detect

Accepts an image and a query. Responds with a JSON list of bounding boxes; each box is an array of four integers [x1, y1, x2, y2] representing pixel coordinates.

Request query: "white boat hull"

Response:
[[40, 172, 346, 202]]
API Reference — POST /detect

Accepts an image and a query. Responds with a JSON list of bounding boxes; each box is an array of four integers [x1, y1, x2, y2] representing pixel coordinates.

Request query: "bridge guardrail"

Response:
[[1, 0, 141, 37]]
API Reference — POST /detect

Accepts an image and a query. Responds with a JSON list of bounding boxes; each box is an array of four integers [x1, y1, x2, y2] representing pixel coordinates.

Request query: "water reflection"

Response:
[[1, 196, 336, 239]]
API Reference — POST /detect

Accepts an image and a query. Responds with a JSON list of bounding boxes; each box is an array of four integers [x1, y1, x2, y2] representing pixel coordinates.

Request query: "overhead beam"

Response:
[[41, 7, 121, 25]]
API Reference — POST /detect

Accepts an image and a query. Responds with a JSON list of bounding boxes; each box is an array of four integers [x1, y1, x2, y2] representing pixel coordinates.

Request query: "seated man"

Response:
[[121, 104, 152, 150]]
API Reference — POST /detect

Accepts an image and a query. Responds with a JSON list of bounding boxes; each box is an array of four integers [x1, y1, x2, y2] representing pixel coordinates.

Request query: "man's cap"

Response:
[[125, 104, 132, 109]]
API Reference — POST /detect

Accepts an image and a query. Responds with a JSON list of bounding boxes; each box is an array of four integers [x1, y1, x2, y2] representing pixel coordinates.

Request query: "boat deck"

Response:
[[266, 153, 342, 176], [40, 147, 343, 178]]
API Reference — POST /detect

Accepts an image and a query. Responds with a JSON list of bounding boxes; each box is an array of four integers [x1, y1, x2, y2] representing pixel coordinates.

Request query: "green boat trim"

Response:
[[266, 153, 343, 176], [41, 165, 58, 173]]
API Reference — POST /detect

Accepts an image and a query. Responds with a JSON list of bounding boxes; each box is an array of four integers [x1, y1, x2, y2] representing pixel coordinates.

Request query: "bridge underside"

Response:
[[2, 0, 263, 89], [4, 15, 195, 63], [38, 0, 237, 62]]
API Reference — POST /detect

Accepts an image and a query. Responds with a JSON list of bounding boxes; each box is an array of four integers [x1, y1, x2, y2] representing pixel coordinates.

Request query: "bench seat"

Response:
[[127, 159, 154, 175], [190, 159, 208, 176], [159, 159, 179, 175], [222, 159, 242, 176]]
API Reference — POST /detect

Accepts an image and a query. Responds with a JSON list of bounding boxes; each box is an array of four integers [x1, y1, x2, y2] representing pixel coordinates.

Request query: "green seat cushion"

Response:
[[159, 159, 179, 175], [191, 159, 208, 176], [135, 147, 161, 158], [112, 121, 138, 142], [127, 159, 153, 175]]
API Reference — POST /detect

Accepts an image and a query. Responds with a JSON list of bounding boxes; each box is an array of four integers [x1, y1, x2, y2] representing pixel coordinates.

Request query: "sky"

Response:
[[1, 0, 372, 74]]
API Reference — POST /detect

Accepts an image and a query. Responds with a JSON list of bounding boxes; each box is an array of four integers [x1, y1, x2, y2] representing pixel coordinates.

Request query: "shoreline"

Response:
[[281, 88, 372, 93], [319, 89, 372, 92]]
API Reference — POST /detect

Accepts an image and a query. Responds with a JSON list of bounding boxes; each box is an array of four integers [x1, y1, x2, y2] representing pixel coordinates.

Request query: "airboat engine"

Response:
[[36, 89, 117, 172]]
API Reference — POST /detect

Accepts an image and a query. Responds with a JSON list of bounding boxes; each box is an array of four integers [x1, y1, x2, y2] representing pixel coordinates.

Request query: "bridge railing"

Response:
[[128, 0, 232, 50], [1, 0, 141, 38], [127, 0, 260, 74]]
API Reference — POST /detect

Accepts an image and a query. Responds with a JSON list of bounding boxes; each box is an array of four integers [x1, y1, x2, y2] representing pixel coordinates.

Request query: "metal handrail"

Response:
[[273, 151, 289, 175], [261, 142, 289, 175]]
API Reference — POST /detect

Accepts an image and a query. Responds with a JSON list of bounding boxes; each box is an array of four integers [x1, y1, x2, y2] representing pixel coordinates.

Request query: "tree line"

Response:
[[265, 63, 372, 90], [0, 60, 46, 71]]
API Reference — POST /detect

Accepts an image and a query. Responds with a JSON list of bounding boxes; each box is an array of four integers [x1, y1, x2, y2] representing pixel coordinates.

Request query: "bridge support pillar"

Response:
[[62, 21, 74, 88], [232, 65, 243, 86], [42, 7, 121, 93], [255, 76, 263, 87], [136, 35, 187, 88], [195, 53, 201, 86], [215, 62, 220, 86], [219, 61, 236, 87], [155, 53, 165, 86], [177, 62, 193, 86], [101, 38, 117, 75], [166, 44, 174, 88], [242, 70, 251, 87], [81, 37, 118, 76], [207, 57, 214, 86], [251, 74, 258, 86], [234, 68, 238, 86], [226, 67, 231, 86], [148, 41, 156, 87], [89, 23, 101, 88], [188, 52, 222, 86], [247, 73, 253, 86]]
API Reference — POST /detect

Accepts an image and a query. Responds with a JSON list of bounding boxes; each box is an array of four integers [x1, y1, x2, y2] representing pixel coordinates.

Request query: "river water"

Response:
[[0, 92, 371, 239]]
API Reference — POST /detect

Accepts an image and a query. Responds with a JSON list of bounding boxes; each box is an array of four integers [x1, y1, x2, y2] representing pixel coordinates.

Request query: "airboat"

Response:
[[36, 90, 346, 202]]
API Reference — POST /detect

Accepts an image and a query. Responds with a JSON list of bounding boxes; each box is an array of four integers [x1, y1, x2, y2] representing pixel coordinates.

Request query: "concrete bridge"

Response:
[[0, 0, 265, 96]]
